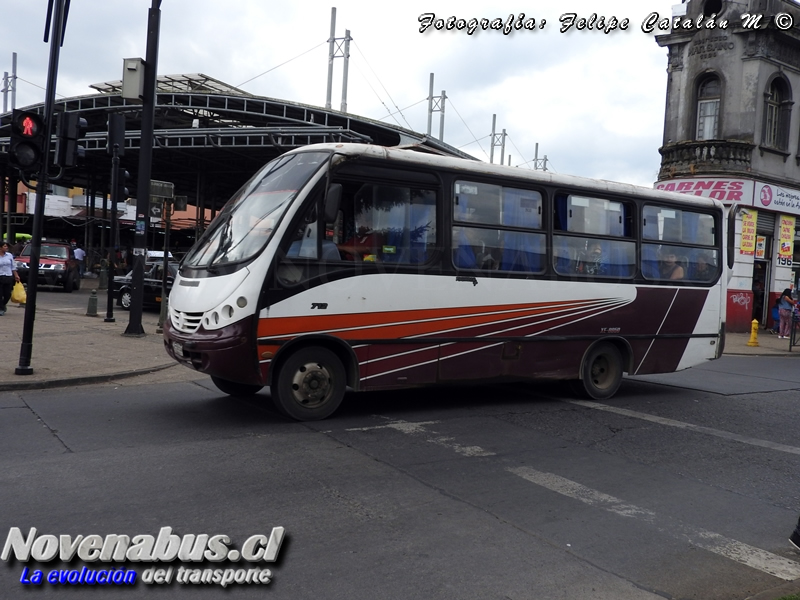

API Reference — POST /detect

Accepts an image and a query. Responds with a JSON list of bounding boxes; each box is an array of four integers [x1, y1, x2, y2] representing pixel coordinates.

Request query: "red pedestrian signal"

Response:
[[9, 110, 46, 173], [21, 115, 38, 137]]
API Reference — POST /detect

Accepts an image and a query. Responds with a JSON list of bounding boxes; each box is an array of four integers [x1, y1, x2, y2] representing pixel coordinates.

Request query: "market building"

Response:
[[1, 74, 469, 265], [655, 0, 800, 331]]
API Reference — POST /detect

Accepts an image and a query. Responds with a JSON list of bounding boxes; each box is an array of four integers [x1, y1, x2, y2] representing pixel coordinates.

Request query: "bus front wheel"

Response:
[[573, 342, 623, 400], [211, 375, 263, 397], [272, 347, 346, 421]]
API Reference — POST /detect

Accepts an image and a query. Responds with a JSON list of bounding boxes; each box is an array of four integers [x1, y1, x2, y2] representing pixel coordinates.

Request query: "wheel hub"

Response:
[[291, 362, 332, 406], [591, 356, 610, 387]]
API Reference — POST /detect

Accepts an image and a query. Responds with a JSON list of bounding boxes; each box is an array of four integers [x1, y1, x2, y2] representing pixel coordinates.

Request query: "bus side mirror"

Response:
[[727, 205, 741, 270], [324, 184, 342, 223]]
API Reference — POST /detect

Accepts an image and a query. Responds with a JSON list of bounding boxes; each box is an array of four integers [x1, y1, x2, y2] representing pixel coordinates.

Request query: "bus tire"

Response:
[[272, 346, 346, 421], [211, 375, 263, 397], [574, 342, 623, 400]]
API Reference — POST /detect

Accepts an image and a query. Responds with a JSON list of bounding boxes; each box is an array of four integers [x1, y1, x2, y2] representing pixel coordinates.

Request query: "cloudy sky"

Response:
[[2, 0, 680, 188]]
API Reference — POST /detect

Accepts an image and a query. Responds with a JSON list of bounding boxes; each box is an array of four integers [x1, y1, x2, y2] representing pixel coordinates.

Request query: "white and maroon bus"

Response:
[[163, 143, 730, 420]]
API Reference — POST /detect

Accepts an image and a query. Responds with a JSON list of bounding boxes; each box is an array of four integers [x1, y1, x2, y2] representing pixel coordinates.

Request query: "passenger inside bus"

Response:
[[575, 241, 608, 276], [338, 225, 385, 262], [659, 250, 685, 280], [688, 251, 714, 281]]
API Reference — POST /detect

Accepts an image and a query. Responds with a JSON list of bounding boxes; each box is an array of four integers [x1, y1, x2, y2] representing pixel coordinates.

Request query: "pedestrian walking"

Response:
[[0, 241, 21, 316], [73, 244, 86, 278], [777, 288, 797, 339]]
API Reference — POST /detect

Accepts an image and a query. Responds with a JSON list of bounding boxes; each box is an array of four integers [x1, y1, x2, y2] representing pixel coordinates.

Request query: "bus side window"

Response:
[[500, 188, 544, 273], [553, 235, 578, 275]]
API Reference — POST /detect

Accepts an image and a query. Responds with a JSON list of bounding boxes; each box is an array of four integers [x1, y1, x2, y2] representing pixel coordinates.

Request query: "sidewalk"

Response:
[[723, 328, 800, 357], [0, 299, 798, 392], [0, 299, 178, 392]]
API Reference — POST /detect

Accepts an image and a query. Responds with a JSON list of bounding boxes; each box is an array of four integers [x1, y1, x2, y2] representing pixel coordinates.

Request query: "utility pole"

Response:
[[3, 53, 18, 242], [489, 115, 507, 164], [532, 143, 549, 171], [426, 74, 447, 142], [325, 7, 352, 112], [125, 0, 162, 337]]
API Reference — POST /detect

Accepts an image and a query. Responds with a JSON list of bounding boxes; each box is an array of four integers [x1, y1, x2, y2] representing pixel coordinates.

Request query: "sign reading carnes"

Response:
[[655, 178, 754, 204]]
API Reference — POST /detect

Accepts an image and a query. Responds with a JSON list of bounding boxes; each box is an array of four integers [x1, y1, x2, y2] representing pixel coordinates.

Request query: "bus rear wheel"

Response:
[[272, 346, 346, 421], [211, 375, 263, 397], [572, 342, 623, 400]]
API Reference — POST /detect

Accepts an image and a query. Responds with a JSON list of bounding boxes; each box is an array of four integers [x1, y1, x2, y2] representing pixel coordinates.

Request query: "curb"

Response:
[[724, 352, 799, 358], [745, 578, 800, 600], [0, 363, 178, 392]]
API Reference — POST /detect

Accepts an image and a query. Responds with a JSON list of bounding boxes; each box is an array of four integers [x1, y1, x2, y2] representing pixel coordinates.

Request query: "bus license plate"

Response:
[[173, 341, 183, 357]]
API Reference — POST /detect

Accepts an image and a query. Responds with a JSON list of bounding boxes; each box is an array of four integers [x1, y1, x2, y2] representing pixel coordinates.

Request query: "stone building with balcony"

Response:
[[655, 0, 800, 331]]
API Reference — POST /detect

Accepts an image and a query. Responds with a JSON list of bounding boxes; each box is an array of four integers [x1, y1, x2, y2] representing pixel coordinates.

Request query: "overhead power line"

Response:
[[237, 42, 326, 88], [352, 41, 412, 130], [448, 99, 489, 160]]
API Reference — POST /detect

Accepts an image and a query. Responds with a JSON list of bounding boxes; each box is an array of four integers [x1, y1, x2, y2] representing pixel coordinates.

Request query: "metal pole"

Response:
[[500, 129, 506, 166], [325, 7, 336, 110], [125, 0, 161, 337], [340, 29, 350, 113], [427, 73, 434, 136], [105, 146, 119, 322], [489, 114, 496, 164], [16, 0, 66, 375], [2, 72, 8, 113], [0, 165, 5, 243], [439, 91, 446, 141], [156, 199, 171, 334]]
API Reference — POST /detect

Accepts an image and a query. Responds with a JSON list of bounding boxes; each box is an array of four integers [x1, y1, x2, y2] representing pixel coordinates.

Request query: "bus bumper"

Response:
[[162, 315, 263, 386]]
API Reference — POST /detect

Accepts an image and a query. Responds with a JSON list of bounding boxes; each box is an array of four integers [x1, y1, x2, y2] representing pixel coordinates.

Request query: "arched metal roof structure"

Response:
[[1, 73, 474, 211]]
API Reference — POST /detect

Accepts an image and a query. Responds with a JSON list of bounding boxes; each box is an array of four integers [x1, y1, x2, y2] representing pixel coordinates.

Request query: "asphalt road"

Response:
[[1, 352, 799, 599]]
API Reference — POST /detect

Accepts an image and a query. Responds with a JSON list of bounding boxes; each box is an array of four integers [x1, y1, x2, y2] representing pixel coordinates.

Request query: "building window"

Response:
[[763, 78, 791, 151], [696, 76, 720, 140], [703, 0, 723, 16]]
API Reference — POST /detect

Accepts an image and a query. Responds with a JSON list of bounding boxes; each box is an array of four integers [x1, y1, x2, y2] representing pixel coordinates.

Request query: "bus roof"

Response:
[[289, 143, 726, 211]]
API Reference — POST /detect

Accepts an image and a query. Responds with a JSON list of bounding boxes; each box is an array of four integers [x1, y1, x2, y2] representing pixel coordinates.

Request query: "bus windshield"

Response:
[[184, 151, 329, 269]]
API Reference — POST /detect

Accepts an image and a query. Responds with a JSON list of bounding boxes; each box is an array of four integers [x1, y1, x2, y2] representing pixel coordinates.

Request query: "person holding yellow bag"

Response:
[[0, 241, 21, 316]]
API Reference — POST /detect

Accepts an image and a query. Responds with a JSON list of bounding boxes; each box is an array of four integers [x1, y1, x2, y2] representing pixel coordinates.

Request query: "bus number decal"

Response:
[[310, 303, 329, 310]]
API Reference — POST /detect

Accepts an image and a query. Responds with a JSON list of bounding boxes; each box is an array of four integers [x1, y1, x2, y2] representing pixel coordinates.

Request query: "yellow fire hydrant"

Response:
[[747, 319, 760, 347]]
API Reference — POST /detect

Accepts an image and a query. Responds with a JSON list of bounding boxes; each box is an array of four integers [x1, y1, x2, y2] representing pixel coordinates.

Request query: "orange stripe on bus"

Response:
[[257, 299, 612, 340]]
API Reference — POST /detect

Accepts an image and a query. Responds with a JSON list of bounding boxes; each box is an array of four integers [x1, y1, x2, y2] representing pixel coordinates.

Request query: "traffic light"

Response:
[[117, 167, 131, 201], [9, 110, 46, 173], [107, 113, 125, 157], [55, 111, 88, 168]]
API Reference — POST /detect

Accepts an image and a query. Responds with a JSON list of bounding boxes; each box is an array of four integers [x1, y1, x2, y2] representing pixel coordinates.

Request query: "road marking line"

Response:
[[346, 419, 495, 457], [508, 466, 800, 581], [346, 420, 440, 434], [565, 400, 800, 456]]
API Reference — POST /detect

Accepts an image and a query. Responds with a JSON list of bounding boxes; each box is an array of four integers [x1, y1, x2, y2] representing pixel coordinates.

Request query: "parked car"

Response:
[[114, 262, 179, 310], [14, 241, 80, 292]]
